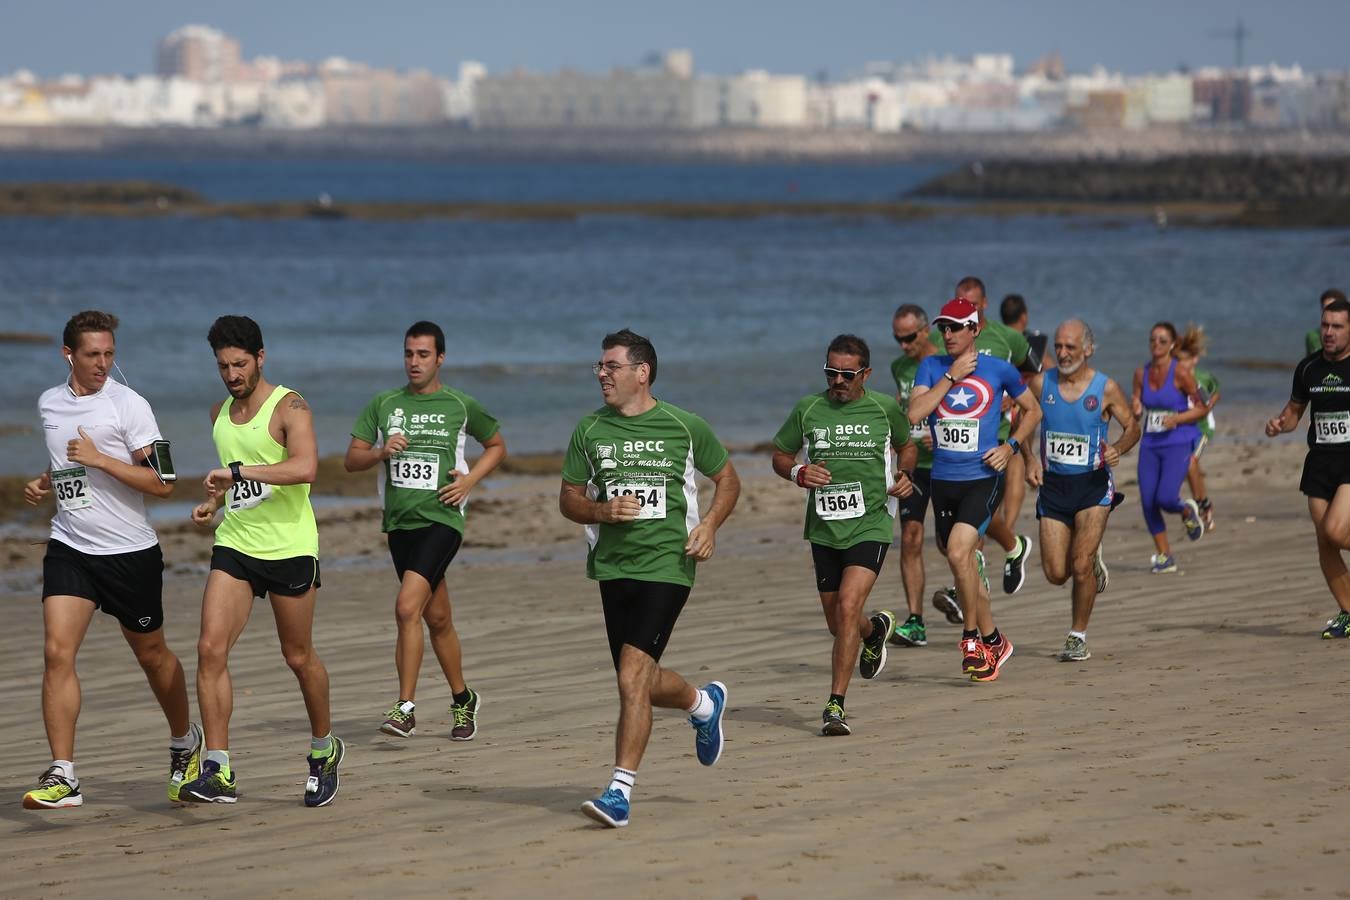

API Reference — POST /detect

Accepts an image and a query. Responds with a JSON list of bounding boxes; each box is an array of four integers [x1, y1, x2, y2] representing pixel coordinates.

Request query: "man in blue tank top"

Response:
[[910, 299, 1041, 682], [1022, 320, 1140, 662]]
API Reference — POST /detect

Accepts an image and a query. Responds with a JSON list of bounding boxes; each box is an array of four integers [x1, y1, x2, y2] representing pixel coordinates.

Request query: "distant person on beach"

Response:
[[909, 298, 1041, 681], [344, 321, 505, 741], [559, 329, 739, 828], [998, 292, 1053, 541], [1131, 323, 1207, 573], [21, 310, 200, 810], [1021, 319, 1139, 662], [1173, 327, 1220, 531], [1305, 288, 1346, 356], [1266, 295, 1350, 639], [890, 304, 963, 645], [181, 315, 343, 807], [772, 334, 915, 735]]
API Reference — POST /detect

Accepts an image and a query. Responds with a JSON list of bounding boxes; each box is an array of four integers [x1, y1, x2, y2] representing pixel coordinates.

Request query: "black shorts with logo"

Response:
[[387, 522, 463, 589], [1300, 450, 1350, 501], [42, 539, 165, 633], [210, 546, 321, 599], [898, 467, 932, 525], [931, 475, 1005, 550], [1036, 469, 1114, 525], [810, 541, 889, 593], [599, 578, 690, 669]]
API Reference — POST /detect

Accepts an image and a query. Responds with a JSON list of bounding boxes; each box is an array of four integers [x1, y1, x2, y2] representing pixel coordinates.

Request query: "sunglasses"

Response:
[[893, 331, 921, 345], [823, 366, 867, 381], [937, 322, 975, 335]]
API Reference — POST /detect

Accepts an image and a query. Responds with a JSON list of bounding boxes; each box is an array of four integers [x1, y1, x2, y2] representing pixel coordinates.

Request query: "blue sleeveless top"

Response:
[[1140, 358, 1199, 448], [1040, 369, 1110, 475]]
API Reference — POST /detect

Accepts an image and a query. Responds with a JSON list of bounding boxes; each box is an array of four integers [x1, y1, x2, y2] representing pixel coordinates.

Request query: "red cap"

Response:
[[933, 298, 979, 328]]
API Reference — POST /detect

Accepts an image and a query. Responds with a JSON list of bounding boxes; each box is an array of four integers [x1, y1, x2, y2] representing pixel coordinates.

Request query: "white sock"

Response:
[[52, 759, 76, 783], [607, 767, 636, 800], [1069, 630, 1087, 640], [169, 723, 197, 750], [686, 688, 715, 722]]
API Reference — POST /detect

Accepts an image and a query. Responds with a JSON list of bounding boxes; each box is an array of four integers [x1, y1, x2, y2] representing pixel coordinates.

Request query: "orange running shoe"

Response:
[[960, 636, 993, 677], [971, 635, 1015, 682]]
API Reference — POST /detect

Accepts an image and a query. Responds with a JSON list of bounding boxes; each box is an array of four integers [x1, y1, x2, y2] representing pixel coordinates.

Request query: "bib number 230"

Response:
[[228, 479, 272, 511]]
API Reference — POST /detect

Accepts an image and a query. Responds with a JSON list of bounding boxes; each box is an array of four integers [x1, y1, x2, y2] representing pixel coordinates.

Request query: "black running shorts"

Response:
[[387, 522, 463, 589], [598, 578, 691, 670], [898, 468, 932, 525], [1300, 450, 1350, 501], [42, 539, 165, 633], [210, 546, 321, 598], [810, 540, 889, 593], [1036, 470, 1114, 526], [931, 475, 1005, 550]]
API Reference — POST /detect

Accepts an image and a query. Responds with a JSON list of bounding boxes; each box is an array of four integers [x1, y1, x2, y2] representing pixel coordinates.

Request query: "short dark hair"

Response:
[[602, 328, 657, 384], [892, 303, 928, 328], [406, 320, 445, 356], [827, 333, 870, 368], [63, 310, 119, 351], [1000, 293, 1027, 325], [1324, 298, 1350, 317], [956, 276, 986, 300], [208, 315, 264, 355], [1321, 288, 1347, 307]]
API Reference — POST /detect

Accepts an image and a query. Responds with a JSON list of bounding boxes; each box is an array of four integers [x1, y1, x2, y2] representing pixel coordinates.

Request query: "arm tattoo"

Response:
[[288, 396, 310, 412]]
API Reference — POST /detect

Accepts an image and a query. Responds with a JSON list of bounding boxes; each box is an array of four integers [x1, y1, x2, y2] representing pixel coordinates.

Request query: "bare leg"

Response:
[[196, 570, 254, 751], [819, 567, 881, 696], [1310, 494, 1350, 613], [946, 523, 993, 634], [1067, 507, 1111, 632], [1038, 517, 1072, 588], [123, 626, 190, 737], [40, 596, 96, 761], [899, 520, 925, 616], [613, 645, 695, 771], [1003, 453, 1027, 533], [986, 509, 1017, 554], [392, 572, 433, 700], [422, 579, 467, 695], [270, 587, 331, 739]]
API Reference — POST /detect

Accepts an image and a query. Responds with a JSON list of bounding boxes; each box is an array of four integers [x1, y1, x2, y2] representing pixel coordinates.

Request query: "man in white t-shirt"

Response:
[[20, 310, 201, 809]]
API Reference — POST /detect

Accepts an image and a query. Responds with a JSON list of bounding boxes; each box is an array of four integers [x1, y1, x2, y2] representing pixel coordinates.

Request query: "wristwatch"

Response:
[[1006, 439, 1020, 454], [228, 460, 243, 483]]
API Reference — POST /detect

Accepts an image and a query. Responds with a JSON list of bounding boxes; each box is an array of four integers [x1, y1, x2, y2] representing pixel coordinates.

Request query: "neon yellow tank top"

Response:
[[212, 384, 319, 560]]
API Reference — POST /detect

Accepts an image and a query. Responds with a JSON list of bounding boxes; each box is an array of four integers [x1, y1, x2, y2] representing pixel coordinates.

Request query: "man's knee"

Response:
[[281, 644, 316, 675], [616, 651, 656, 699], [43, 639, 77, 673]]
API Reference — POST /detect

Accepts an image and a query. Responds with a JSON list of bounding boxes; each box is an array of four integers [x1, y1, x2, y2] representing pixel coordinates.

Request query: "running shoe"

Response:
[[304, 736, 344, 808], [1181, 499, 1205, 542], [891, 614, 927, 647], [380, 700, 416, 738], [22, 767, 82, 809], [581, 788, 630, 828], [1198, 497, 1216, 532], [1321, 610, 1350, 639], [820, 699, 850, 736], [1058, 634, 1091, 662], [450, 688, 481, 741], [168, 722, 203, 802], [1150, 553, 1177, 574], [976, 550, 989, 594], [1093, 545, 1109, 594], [181, 759, 236, 804], [1003, 534, 1032, 594], [932, 587, 963, 624], [960, 636, 994, 677], [859, 610, 895, 679], [690, 681, 727, 766], [971, 634, 1015, 682]]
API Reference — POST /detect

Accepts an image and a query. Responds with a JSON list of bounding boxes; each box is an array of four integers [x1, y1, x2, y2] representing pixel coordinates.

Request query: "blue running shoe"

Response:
[[580, 788, 630, 828], [182, 759, 237, 804], [304, 736, 344, 808], [1181, 499, 1204, 542], [1150, 553, 1177, 574], [690, 681, 727, 766]]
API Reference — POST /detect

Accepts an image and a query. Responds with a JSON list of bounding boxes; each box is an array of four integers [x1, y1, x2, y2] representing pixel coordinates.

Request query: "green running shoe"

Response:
[[168, 722, 203, 802], [304, 736, 344, 808], [1321, 610, 1350, 639], [1057, 634, 1091, 662], [820, 700, 850, 736], [891, 614, 927, 647], [859, 610, 895, 679], [23, 767, 82, 809]]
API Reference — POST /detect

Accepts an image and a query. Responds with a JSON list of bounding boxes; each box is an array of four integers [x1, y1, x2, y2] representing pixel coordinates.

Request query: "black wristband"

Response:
[[1006, 439, 1020, 454], [229, 460, 243, 483]]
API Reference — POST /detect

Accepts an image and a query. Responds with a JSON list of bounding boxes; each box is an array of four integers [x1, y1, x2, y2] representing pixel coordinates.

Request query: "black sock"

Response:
[[452, 687, 473, 706], [962, 629, 979, 641], [983, 629, 1001, 646], [828, 693, 845, 708]]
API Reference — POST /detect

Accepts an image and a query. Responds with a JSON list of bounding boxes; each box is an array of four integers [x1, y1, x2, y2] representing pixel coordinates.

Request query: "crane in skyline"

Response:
[[1209, 18, 1251, 70]]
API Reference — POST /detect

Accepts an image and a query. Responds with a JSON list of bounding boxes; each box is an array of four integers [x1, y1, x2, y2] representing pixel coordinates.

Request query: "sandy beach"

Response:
[[2, 412, 1348, 899]]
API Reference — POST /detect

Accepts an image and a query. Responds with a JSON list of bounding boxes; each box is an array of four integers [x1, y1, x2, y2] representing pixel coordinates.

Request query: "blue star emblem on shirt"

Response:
[[948, 387, 975, 408]]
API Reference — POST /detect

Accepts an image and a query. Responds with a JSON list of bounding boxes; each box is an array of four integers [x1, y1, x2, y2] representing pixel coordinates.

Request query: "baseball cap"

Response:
[[933, 298, 979, 328]]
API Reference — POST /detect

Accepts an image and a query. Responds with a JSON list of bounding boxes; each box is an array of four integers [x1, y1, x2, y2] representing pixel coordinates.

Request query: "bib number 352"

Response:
[[52, 466, 92, 511]]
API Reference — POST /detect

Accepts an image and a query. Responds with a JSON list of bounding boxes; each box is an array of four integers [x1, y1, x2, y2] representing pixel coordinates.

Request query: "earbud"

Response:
[[65, 355, 72, 367]]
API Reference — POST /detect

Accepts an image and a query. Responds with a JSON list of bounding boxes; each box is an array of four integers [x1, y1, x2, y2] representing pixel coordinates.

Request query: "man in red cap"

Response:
[[908, 299, 1042, 680]]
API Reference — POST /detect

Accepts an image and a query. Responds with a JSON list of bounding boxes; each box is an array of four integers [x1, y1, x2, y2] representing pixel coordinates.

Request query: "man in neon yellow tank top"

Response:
[[180, 315, 343, 807]]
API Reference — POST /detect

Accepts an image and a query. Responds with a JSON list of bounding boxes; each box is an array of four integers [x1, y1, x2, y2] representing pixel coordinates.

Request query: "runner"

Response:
[[909, 298, 1042, 681], [1266, 295, 1350, 639], [1305, 288, 1346, 355], [180, 315, 343, 807], [560, 329, 740, 828], [345, 321, 505, 740], [1021, 320, 1139, 661], [890, 304, 963, 643], [998, 293, 1053, 535], [1131, 322, 1208, 573], [21, 310, 200, 809], [773, 334, 915, 735], [1174, 326, 1220, 531]]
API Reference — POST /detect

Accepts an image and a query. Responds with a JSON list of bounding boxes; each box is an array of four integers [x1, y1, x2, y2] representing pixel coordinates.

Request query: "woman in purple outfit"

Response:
[[1131, 322, 1208, 573]]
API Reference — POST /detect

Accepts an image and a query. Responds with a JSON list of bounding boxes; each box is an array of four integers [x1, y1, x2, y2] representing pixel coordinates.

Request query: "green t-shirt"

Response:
[[773, 388, 911, 550], [351, 385, 500, 534], [1195, 368, 1220, 440], [1307, 329, 1322, 356], [561, 400, 729, 588], [890, 354, 934, 470], [929, 319, 1032, 440]]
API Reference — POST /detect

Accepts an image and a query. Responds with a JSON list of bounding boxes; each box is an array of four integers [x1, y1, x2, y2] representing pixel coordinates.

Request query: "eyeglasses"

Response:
[[893, 331, 921, 345], [937, 322, 974, 335], [823, 366, 867, 381], [592, 362, 643, 376]]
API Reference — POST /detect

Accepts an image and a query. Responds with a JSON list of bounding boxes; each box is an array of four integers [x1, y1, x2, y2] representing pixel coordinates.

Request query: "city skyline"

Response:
[[3, 0, 1349, 80]]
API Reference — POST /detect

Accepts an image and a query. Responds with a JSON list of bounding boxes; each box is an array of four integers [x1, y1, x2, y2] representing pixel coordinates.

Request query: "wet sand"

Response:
[[2, 422, 1347, 899]]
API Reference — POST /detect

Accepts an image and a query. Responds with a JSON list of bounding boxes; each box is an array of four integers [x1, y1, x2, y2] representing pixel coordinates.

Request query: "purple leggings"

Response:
[[1138, 441, 1191, 535]]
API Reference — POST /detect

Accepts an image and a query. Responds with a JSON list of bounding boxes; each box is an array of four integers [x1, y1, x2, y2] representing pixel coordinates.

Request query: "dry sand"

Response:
[[2, 418, 1348, 899]]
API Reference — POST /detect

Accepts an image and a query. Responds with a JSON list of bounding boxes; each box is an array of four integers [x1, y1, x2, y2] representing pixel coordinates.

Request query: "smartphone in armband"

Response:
[[1196, 385, 1212, 407], [151, 440, 177, 482]]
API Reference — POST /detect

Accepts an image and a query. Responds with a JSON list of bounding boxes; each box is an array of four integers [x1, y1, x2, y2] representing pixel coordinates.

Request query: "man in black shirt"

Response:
[[1267, 296, 1350, 638]]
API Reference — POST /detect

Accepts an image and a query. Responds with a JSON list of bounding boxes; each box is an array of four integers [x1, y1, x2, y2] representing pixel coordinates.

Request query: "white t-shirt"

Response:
[[39, 378, 161, 555]]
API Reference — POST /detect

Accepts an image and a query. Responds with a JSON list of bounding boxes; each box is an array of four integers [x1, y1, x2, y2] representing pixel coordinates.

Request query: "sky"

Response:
[[4, 0, 1347, 79]]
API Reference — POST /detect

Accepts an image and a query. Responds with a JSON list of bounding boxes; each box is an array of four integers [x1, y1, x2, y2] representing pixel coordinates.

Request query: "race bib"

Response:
[[227, 479, 272, 512], [1045, 431, 1089, 467], [814, 481, 865, 520], [51, 466, 92, 511], [389, 451, 440, 490], [935, 418, 978, 452], [1145, 409, 1170, 433], [609, 474, 667, 520], [1314, 411, 1350, 444]]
